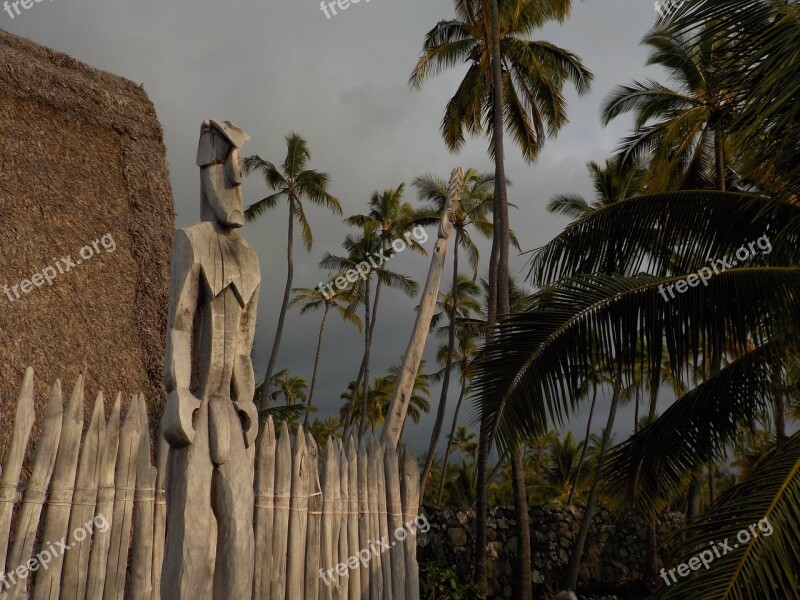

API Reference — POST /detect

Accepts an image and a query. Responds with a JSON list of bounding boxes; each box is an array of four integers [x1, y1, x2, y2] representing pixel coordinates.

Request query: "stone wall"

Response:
[[418, 505, 685, 598]]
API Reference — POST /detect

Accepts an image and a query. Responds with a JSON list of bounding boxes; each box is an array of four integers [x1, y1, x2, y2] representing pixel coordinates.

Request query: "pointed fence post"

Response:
[[303, 432, 322, 600], [6, 380, 64, 600], [0, 368, 36, 579], [367, 434, 383, 599], [151, 421, 169, 600], [401, 448, 421, 600], [385, 442, 406, 599], [61, 391, 106, 600], [31, 375, 84, 600], [337, 442, 350, 600], [131, 395, 157, 600], [254, 417, 276, 600], [286, 426, 309, 600], [269, 422, 291, 600], [345, 438, 360, 600], [86, 392, 121, 600], [102, 395, 141, 600]]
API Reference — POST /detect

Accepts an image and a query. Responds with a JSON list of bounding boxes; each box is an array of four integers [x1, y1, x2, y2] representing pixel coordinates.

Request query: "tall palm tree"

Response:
[[546, 159, 647, 510], [321, 220, 419, 437], [450, 426, 478, 465], [418, 271, 483, 498], [436, 327, 481, 505], [602, 26, 739, 192], [340, 185, 425, 438], [475, 189, 800, 598], [289, 278, 363, 426], [409, 0, 592, 163], [411, 2, 592, 591], [243, 134, 342, 403], [668, 0, 800, 198]]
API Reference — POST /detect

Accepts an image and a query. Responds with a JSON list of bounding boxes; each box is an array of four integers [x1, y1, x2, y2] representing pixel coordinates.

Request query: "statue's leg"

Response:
[[162, 398, 216, 600], [211, 402, 255, 600]]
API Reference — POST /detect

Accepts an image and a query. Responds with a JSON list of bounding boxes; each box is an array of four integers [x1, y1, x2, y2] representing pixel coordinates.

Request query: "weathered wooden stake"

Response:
[[0, 368, 35, 580], [32, 374, 84, 600], [6, 380, 64, 600]]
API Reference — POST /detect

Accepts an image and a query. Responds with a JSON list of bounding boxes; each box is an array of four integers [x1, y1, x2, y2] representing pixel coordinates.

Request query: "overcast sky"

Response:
[[4, 0, 668, 454]]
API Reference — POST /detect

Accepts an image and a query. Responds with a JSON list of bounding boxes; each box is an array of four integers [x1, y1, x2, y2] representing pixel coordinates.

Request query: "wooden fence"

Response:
[[0, 368, 421, 599]]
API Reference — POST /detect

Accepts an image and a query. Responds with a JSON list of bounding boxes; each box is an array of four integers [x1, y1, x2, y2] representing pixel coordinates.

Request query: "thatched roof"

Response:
[[0, 29, 174, 452]]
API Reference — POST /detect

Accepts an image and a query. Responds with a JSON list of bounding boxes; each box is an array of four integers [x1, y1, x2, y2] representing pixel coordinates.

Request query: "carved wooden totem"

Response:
[[161, 120, 261, 600]]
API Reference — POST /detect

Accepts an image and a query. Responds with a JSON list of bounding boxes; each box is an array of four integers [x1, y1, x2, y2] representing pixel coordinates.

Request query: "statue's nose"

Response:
[[226, 149, 243, 186]]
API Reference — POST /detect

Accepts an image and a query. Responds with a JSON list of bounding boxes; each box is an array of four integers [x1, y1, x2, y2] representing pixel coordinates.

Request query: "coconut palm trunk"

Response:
[[486, 0, 532, 596], [437, 380, 467, 506], [303, 302, 329, 427], [562, 377, 623, 592], [262, 197, 296, 400], [420, 230, 461, 499], [568, 383, 599, 506], [343, 263, 384, 438], [358, 275, 372, 437]]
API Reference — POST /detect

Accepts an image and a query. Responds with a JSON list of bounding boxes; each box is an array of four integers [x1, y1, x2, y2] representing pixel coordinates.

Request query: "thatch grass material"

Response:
[[0, 29, 174, 454]]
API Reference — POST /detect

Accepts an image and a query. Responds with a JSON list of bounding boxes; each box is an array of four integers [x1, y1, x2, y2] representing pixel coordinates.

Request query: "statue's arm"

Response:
[[232, 282, 260, 448], [163, 230, 202, 447]]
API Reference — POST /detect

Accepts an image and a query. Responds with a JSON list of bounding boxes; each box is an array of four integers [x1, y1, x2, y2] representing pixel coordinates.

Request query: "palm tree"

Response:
[[289, 278, 363, 426], [417, 271, 484, 498], [324, 187, 423, 438], [411, 2, 592, 590], [243, 134, 342, 402], [436, 327, 481, 505], [253, 368, 310, 430], [548, 158, 649, 219], [475, 190, 800, 597], [644, 0, 800, 203], [409, 0, 592, 163], [269, 368, 308, 407], [450, 426, 478, 466], [339, 368, 432, 434], [345, 185, 425, 438], [543, 432, 585, 504], [602, 26, 739, 192], [413, 169, 498, 278], [309, 416, 343, 446], [565, 360, 615, 506]]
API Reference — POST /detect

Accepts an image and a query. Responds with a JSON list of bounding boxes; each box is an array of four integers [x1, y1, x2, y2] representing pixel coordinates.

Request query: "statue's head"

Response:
[[197, 120, 251, 228]]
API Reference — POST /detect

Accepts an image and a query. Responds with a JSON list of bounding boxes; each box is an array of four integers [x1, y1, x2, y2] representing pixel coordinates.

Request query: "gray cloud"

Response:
[[5, 0, 668, 452]]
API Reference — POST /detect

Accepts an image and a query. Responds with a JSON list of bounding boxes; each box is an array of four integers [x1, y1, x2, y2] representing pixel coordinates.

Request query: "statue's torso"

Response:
[[182, 222, 260, 402]]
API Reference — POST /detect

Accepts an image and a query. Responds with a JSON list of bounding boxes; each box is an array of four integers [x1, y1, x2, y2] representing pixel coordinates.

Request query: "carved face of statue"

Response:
[[201, 148, 245, 228], [197, 120, 251, 229]]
